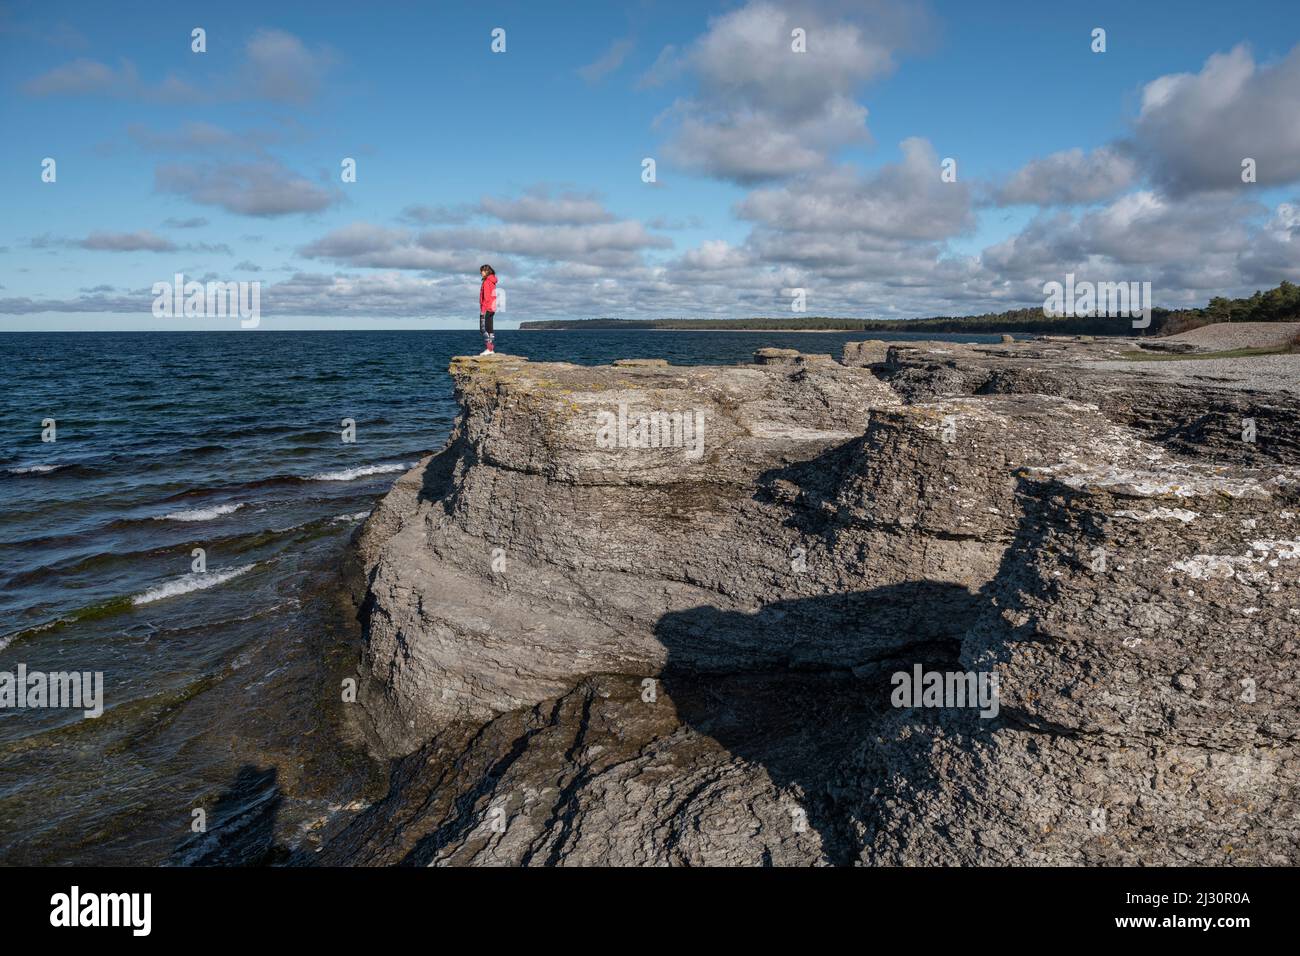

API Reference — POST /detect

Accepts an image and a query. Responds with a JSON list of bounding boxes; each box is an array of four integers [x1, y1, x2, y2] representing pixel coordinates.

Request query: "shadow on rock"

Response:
[[652, 581, 975, 865]]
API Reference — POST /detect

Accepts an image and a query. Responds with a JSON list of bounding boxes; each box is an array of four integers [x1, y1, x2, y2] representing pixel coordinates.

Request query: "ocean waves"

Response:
[[307, 462, 413, 482], [154, 502, 246, 522], [131, 563, 258, 606]]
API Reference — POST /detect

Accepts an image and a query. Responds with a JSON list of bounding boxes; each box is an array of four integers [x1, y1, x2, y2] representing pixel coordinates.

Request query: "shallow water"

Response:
[[0, 328, 1008, 864]]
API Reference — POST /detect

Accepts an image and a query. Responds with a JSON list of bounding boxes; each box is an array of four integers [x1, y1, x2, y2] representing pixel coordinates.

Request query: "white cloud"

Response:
[[22, 29, 335, 105], [299, 189, 670, 273], [996, 146, 1139, 206], [156, 160, 340, 218], [738, 138, 973, 241], [298, 223, 469, 271], [668, 239, 752, 275], [650, 0, 926, 183], [77, 230, 177, 252], [664, 97, 870, 184], [478, 188, 616, 224], [578, 38, 634, 84], [1133, 43, 1300, 194], [22, 58, 198, 102], [240, 29, 337, 104]]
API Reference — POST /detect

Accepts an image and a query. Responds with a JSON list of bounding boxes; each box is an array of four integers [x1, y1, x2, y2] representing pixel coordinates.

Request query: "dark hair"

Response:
[[480, 264, 495, 276]]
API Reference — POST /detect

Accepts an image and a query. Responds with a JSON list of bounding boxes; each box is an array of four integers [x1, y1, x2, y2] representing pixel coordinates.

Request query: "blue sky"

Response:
[[2, 0, 1299, 330]]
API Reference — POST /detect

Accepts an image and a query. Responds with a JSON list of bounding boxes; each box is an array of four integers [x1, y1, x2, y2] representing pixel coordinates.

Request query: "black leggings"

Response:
[[480, 311, 495, 334]]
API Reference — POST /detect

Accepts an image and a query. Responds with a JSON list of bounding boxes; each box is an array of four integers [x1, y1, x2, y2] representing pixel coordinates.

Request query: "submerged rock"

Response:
[[330, 344, 1300, 865]]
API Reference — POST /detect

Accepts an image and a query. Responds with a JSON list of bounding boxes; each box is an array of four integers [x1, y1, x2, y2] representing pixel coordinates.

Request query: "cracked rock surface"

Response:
[[328, 342, 1299, 865]]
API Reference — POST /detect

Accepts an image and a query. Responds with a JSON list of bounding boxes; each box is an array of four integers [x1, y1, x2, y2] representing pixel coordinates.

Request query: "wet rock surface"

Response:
[[328, 340, 1300, 865]]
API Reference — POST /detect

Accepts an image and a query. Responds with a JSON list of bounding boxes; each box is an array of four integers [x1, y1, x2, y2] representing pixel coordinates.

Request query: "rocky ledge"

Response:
[[324, 339, 1300, 866]]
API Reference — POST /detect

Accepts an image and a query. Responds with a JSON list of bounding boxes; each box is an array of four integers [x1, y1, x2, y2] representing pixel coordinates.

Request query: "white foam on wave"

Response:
[[155, 502, 245, 522], [0, 617, 64, 651], [6, 464, 64, 475], [308, 462, 411, 482], [332, 510, 372, 522], [132, 563, 257, 606]]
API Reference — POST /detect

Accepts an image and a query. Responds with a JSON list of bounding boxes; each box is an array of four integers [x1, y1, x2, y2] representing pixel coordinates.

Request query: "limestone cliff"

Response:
[[326, 342, 1299, 866]]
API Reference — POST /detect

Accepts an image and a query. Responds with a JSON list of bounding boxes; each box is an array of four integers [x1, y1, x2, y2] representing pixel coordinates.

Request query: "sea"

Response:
[[0, 328, 1010, 864]]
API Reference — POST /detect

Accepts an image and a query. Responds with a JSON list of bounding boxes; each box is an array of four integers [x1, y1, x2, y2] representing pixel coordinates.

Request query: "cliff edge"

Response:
[[326, 342, 1300, 866]]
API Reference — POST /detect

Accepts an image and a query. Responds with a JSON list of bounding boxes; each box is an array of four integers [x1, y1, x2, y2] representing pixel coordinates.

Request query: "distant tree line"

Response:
[[1171, 280, 1300, 332], [518, 281, 1300, 336]]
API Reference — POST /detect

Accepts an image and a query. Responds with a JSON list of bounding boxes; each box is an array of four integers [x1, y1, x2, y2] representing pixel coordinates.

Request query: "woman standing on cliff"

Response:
[[479, 264, 497, 355]]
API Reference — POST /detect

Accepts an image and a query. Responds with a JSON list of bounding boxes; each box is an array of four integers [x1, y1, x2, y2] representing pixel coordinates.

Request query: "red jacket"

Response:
[[480, 273, 497, 314]]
